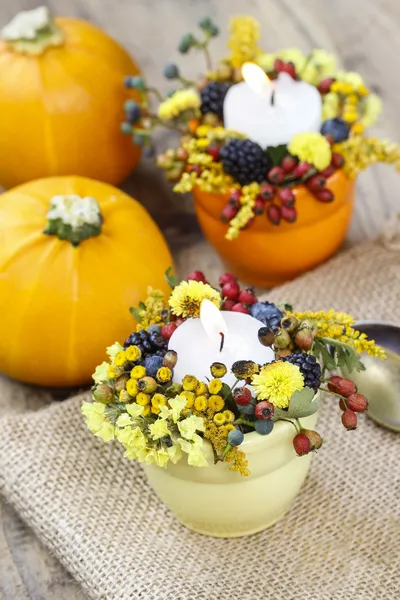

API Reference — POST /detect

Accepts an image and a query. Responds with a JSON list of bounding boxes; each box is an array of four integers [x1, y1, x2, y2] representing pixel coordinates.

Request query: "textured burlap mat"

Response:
[[1, 225, 400, 600]]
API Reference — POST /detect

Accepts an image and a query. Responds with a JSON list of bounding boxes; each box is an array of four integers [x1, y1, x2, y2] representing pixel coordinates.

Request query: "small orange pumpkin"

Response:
[[0, 176, 173, 387], [194, 170, 356, 287], [0, 7, 141, 188]]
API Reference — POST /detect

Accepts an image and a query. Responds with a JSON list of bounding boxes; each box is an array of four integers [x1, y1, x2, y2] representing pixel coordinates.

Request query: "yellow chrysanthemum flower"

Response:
[[208, 378, 223, 395], [169, 280, 221, 318], [288, 132, 332, 171], [125, 345, 142, 362], [252, 362, 304, 408], [157, 89, 200, 121], [195, 381, 208, 396], [210, 362, 227, 378], [136, 392, 151, 406], [194, 395, 208, 412], [126, 378, 138, 397], [113, 351, 127, 367], [208, 395, 225, 413], [213, 413, 226, 426], [131, 365, 146, 380], [156, 367, 172, 383]]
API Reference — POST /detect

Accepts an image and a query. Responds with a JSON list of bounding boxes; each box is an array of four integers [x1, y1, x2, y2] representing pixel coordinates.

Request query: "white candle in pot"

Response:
[[168, 300, 274, 386], [223, 63, 322, 147]]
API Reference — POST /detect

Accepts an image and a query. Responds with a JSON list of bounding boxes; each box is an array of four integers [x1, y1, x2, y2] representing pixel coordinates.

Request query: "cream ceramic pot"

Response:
[[144, 412, 318, 538]]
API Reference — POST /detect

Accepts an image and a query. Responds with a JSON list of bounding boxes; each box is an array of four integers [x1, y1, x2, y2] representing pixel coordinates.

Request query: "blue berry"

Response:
[[124, 100, 141, 124], [144, 355, 164, 378], [120, 122, 133, 135], [250, 301, 283, 330], [178, 33, 196, 54], [228, 429, 244, 446], [163, 63, 180, 80], [134, 134, 145, 147], [255, 420, 274, 435], [321, 118, 350, 142]]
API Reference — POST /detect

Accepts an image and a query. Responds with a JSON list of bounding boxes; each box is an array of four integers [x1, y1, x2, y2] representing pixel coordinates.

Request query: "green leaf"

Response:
[[165, 266, 179, 289], [266, 144, 288, 166], [129, 307, 142, 322], [138, 301, 146, 311], [285, 387, 320, 418], [312, 339, 336, 370]]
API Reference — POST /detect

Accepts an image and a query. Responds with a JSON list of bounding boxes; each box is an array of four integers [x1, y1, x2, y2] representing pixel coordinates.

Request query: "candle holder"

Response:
[[82, 269, 385, 537], [120, 15, 400, 286]]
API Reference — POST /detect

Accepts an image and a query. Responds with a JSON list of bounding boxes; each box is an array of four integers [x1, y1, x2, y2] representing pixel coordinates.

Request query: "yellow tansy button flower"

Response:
[[194, 395, 208, 411], [156, 367, 172, 383], [208, 378, 223, 395], [125, 345, 142, 362], [113, 351, 127, 367], [131, 365, 146, 380], [136, 392, 150, 406], [182, 375, 199, 391], [126, 378, 138, 396], [213, 413, 226, 426]]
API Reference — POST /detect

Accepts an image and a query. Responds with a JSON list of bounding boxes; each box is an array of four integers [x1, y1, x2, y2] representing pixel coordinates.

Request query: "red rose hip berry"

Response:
[[267, 204, 282, 225], [281, 155, 298, 173], [218, 273, 237, 287], [254, 196, 266, 215], [268, 166, 285, 184], [238, 288, 257, 304], [342, 409, 358, 430], [187, 270, 207, 283], [278, 187, 295, 206], [331, 152, 345, 168], [315, 188, 334, 203], [255, 401, 274, 420], [293, 162, 312, 178], [281, 205, 297, 223], [346, 393, 368, 413], [222, 280, 240, 300], [232, 303, 250, 314], [328, 376, 357, 398], [233, 387, 252, 406], [221, 299, 236, 311], [160, 323, 178, 340], [259, 182, 275, 201], [220, 203, 239, 222], [293, 433, 312, 456]]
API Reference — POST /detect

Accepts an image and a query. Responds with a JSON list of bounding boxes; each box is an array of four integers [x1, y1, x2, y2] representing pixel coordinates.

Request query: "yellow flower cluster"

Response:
[[252, 361, 304, 408], [180, 373, 230, 420], [225, 447, 250, 477], [157, 89, 200, 121], [226, 182, 260, 240], [169, 280, 221, 318], [334, 137, 400, 179], [293, 309, 386, 358], [288, 132, 332, 171], [227, 15, 261, 68], [134, 287, 167, 331]]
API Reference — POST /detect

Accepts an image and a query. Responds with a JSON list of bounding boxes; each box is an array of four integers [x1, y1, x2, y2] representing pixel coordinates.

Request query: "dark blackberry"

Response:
[[220, 139, 271, 186], [250, 301, 283, 330], [200, 81, 229, 119], [124, 330, 168, 359], [282, 353, 321, 392]]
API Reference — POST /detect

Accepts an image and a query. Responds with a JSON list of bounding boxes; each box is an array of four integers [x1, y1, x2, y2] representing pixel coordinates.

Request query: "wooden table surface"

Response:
[[1, 0, 400, 598]]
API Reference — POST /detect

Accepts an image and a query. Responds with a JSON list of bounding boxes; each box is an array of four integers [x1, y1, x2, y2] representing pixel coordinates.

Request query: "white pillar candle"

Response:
[[223, 63, 322, 148], [168, 300, 274, 386]]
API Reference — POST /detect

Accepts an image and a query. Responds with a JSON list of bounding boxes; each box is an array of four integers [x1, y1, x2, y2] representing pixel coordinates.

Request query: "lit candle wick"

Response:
[[200, 299, 228, 350], [270, 86, 275, 106], [219, 332, 225, 352]]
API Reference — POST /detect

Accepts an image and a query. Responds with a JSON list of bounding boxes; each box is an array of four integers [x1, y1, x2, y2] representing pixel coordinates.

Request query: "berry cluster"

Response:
[[218, 138, 345, 227], [186, 270, 259, 314], [232, 386, 275, 436], [328, 375, 368, 430]]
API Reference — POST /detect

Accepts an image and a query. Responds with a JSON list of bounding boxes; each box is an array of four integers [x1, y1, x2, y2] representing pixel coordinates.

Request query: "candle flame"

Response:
[[200, 300, 228, 350], [241, 62, 271, 97]]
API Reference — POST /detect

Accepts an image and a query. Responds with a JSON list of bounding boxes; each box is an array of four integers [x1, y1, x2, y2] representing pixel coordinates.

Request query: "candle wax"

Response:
[[168, 312, 274, 386], [223, 72, 322, 147]]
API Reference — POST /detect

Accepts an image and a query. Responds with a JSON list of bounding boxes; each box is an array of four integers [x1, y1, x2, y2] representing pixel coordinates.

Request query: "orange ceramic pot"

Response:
[[193, 170, 355, 287]]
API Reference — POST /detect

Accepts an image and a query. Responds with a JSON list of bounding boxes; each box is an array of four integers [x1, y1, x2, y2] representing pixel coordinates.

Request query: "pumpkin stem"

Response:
[[44, 195, 103, 247], [1, 6, 64, 55]]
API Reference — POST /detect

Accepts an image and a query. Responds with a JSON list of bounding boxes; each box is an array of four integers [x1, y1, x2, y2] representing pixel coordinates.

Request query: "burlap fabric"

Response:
[[1, 228, 400, 600]]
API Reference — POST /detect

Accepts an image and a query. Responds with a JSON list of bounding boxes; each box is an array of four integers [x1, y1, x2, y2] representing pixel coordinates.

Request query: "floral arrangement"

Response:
[[120, 15, 400, 240], [82, 270, 385, 476]]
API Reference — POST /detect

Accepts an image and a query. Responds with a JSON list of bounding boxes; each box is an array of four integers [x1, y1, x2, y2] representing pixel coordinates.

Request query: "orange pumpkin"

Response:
[[0, 176, 173, 387], [0, 7, 141, 188], [194, 170, 356, 287]]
